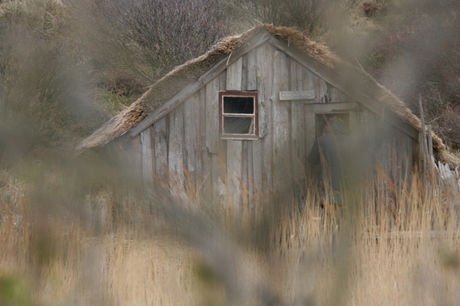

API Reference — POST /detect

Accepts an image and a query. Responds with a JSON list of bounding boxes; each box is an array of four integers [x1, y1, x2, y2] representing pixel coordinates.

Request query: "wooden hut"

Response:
[[77, 25, 459, 204]]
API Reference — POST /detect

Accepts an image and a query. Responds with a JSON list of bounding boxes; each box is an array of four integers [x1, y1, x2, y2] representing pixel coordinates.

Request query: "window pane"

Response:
[[224, 117, 253, 134], [223, 96, 254, 114]]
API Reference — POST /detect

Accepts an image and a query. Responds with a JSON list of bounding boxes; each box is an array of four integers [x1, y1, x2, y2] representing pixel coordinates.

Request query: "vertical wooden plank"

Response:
[[290, 61, 306, 188], [369, 110, 382, 186], [292, 61, 303, 201], [382, 129, 391, 178], [246, 48, 258, 202], [128, 134, 143, 184], [427, 125, 433, 160], [303, 68, 317, 164], [363, 109, 377, 164], [184, 93, 199, 189], [418, 95, 428, 175], [398, 133, 407, 186], [339, 87, 345, 103], [297, 66, 307, 159], [194, 88, 205, 189], [168, 106, 185, 189], [397, 131, 407, 188], [210, 72, 227, 203], [211, 151, 226, 203], [226, 57, 243, 209], [246, 49, 258, 91], [128, 135, 142, 169], [349, 106, 367, 181], [372, 112, 386, 196], [206, 76, 221, 154], [241, 141, 249, 208], [304, 109, 316, 182], [201, 149, 212, 203], [371, 110, 384, 167], [226, 57, 243, 90], [390, 131, 397, 187], [301, 66, 316, 95], [329, 86, 344, 103], [349, 103, 360, 135], [256, 43, 274, 190], [273, 50, 291, 196], [251, 140, 262, 194], [153, 117, 168, 184], [406, 136, 414, 182], [227, 140, 242, 210], [141, 127, 153, 191], [241, 54, 248, 91], [404, 132, 412, 185], [399, 131, 405, 189], [246, 141, 254, 211], [314, 77, 328, 103]]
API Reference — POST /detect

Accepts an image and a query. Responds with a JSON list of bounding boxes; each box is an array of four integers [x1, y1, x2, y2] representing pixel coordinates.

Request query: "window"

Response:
[[219, 91, 258, 139]]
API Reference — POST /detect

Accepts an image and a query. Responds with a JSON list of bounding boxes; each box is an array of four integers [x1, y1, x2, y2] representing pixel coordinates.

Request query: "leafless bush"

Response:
[[230, 0, 334, 37], [0, 0, 103, 154], [351, 0, 460, 151], [420, 85, 460, 150], [70, 0, 233, 83]]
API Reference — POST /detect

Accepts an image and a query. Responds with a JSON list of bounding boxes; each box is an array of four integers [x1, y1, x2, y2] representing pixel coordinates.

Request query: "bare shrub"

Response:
[[230, 0, 334, 37], [68, 0, 233, 84], [344, 0, 460, 151], [0, 0, 103, 152]]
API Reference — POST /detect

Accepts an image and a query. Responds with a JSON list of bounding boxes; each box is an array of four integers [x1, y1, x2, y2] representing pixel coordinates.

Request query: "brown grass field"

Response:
[[1, 168, 460, 305]]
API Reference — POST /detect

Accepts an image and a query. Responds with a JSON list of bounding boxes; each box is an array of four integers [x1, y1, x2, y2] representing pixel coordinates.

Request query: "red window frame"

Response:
[[219, 91, 259, 140]]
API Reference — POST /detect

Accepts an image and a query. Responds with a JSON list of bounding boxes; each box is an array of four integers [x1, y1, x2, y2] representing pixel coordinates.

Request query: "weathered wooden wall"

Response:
[[359, 110, 417, 189], [131, 41, 417, 204]]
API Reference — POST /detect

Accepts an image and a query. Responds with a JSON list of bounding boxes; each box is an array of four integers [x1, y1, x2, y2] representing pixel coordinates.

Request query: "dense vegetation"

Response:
[[0, 0, 459, 305], [1, 173, 459, 305]]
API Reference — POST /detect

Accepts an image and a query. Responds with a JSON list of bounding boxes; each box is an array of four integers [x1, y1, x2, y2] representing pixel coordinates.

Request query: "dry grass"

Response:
[[0, 170, 460, 305]]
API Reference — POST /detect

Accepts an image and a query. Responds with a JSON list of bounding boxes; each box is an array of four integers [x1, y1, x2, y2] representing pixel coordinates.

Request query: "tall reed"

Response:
[[0, 168, 459, 305]]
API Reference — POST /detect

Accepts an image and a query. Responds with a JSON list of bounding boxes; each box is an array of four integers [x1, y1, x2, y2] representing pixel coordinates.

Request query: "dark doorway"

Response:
[[315, 113, 350, 137]]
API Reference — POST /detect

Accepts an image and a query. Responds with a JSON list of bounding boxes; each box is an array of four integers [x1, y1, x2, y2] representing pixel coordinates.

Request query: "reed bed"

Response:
[[0, 170, 459, 305]]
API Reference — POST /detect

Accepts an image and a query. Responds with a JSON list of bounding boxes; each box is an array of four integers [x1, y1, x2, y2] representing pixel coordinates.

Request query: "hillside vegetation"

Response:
[[0, 0, 459, 305]]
